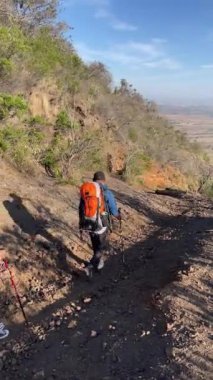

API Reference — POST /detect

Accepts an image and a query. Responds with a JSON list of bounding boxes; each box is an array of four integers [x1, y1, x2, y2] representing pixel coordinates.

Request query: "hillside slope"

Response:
[[0, 163, 212, 380], [0, 10, 212, 192]]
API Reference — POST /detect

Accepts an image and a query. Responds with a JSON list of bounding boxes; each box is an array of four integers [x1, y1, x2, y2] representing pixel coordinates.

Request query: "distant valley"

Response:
[[160, 105, 213, 155]]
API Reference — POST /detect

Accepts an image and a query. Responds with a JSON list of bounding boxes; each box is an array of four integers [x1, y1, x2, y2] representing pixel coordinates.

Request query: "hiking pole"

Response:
[[117, 209, 126, 264], [3, 260, 29, 326], [72, 233, 92, 255], [118, 208, 122, 232], [111, 230, 132, 243]]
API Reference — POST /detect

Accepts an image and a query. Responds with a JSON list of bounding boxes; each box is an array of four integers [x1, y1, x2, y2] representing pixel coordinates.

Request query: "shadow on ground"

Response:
[[0, 190, 212, 380]]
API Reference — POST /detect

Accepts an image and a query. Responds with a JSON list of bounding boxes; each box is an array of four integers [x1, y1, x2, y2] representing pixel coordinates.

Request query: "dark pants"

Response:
[[89, 230, 109, 268]]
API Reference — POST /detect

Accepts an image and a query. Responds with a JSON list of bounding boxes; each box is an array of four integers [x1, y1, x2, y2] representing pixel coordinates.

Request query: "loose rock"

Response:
[[90, 330, 98, 338], [67, 320, 77, 329], [83, 297, 92, 304], [33, 370, 45, 379]]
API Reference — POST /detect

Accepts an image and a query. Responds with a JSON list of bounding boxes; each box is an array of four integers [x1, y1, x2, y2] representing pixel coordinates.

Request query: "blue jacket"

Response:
[[101, 184, 119, 217]]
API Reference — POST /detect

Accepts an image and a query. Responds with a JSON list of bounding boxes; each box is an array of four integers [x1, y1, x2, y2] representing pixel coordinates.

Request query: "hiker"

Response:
[[79, 171, 120, 276]]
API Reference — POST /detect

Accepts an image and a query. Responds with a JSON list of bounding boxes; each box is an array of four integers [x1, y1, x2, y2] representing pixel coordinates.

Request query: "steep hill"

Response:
[[0, 1, 212, 194]]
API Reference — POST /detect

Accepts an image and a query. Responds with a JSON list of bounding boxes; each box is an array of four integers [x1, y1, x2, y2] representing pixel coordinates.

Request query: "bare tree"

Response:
[[0, 0, 60, 32], [61, 137, 97, 178], [87, 62, 112, 91]]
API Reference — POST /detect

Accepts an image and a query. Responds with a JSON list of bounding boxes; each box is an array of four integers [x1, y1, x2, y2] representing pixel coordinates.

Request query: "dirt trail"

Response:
[[0, 161, 212, 380]]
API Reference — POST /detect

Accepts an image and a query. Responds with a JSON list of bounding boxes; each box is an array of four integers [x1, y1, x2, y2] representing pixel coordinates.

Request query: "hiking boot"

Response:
[[84, 265, 93, 278], [0, 323, 9, 340], [97, 258, 104, 271]]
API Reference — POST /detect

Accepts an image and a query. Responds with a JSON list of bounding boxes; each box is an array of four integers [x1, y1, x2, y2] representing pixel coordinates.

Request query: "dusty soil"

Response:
[[0, 160, 212, 380]]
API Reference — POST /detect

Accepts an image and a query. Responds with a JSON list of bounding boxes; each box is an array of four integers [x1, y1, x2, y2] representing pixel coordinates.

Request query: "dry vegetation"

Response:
[[0, 0, 212, 195]]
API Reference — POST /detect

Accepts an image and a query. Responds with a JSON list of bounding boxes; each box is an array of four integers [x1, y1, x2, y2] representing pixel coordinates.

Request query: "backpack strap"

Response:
[[99, 185, 113, 232], [93, 182, 101, 225]]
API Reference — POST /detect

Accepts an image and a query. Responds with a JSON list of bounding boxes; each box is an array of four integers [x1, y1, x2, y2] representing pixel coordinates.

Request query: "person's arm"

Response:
[[105, 189, 119, 217]]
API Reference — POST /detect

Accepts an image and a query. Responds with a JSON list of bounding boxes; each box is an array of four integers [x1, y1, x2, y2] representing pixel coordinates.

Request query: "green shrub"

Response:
[[0, 125, 44, 171], [128, 127, 138, 143], [0, 58, 13, 77], [41, 148, 62, 178], [29, 29, 84, 80], [201, 180, 213, 198], [28, 128, 45, 156], [0, 26, 29, 81], [81, 147, 103, 170], [125, 151, 151, 182], [55, 111, 80, 132], [0, 126, 26, 150], [29, 29, 62, 75], [0, 126, 29, 168], [41, 128, 103, 179], [0, 94, 27, 120], [0, 26, 29, 59], [55, 111, 72, 130], [28, 115, 46, 127]]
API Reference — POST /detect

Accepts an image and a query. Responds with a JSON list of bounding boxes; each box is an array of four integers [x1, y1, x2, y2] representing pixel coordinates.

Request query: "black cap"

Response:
[[93, 171, 106, 181]]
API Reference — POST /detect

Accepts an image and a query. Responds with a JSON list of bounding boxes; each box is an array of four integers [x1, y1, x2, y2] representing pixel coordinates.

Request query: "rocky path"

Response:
[[0, 165, 212, 380]]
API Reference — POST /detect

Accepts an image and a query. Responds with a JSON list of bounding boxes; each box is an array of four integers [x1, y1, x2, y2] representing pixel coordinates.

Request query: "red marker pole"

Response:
[[4, 260, 28, 326]]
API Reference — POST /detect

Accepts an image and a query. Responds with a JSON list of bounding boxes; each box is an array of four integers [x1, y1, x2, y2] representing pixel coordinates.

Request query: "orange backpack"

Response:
[[80, 182, 105, 229]]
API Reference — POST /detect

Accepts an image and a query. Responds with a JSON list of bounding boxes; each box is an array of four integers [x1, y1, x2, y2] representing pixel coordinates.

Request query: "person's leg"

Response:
[[99, 229, 110, 269], [85, 230, 109, 277], [89, 233, 101, 269], [86, 230, 108, 274], [93, 230, 109, 270], [84, 233, 99, 277]]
